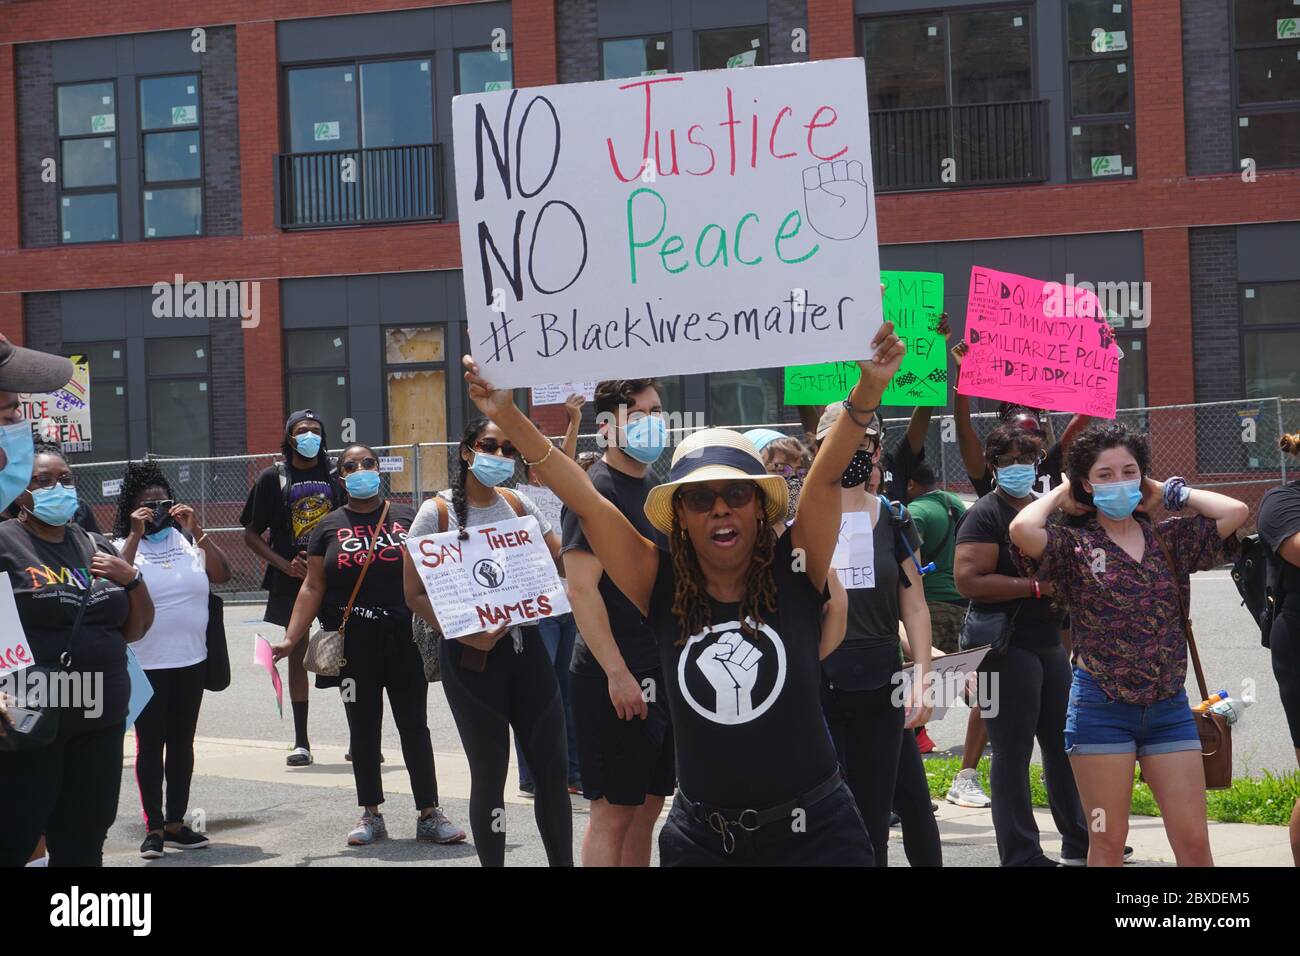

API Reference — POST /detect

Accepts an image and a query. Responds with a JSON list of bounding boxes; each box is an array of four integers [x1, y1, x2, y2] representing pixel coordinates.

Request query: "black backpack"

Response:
[[1231, 533, 1283, 648]]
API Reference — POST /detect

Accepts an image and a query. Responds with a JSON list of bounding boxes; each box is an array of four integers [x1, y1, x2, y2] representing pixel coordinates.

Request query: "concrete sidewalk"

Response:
[[114, 732, 1292, 867]]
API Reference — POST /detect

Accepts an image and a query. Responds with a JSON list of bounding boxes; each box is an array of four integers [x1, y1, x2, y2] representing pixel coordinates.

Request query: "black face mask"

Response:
[[784, 476, 803, 522], [840, 450, 873, 489], [145, 505, 175, 537]]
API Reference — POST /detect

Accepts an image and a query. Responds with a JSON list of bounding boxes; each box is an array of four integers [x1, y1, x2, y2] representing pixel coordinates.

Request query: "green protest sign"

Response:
[[784, 271, 946, 406]]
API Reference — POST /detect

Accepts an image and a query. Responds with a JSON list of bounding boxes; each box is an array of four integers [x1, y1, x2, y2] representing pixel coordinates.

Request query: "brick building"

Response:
[[1, 0, 1298, 486]]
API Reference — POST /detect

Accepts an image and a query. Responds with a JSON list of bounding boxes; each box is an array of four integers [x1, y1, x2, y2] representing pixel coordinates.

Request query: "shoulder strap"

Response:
[[434, 495, 449, 535], [339, 500, 390, 636], [500, 488, 527, 518], [60, 531, 101, 669], [1151, 524, 1210, 701]]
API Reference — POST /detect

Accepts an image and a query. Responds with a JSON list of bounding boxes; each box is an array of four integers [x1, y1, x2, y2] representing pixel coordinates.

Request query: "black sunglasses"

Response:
[[675, 482, 756, 514], [474, 438, 519, 458], [340, 457, 379, 474]]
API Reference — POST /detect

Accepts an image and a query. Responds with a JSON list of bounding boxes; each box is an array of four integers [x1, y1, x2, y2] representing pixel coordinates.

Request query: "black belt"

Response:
[[675, 769, 844, 855]]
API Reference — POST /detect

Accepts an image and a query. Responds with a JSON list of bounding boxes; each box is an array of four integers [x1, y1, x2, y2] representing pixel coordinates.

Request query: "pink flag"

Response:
[[253, 633, 284, 718]]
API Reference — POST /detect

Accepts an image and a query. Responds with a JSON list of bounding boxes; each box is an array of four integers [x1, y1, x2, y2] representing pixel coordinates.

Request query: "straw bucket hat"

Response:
[[643, 428, 789, 535]]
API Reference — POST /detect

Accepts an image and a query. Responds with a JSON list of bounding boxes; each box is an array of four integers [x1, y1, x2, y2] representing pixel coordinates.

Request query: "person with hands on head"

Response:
[[0, 442, 155, 867], [953, 424, 1091, 867], [404, 420, 571, 866], [1009, 423, 1249, 867], [273, 444, 463, 848], [112, 460, 231, 859], [461, 317, 906, 866], [241, 409, 345, 768]]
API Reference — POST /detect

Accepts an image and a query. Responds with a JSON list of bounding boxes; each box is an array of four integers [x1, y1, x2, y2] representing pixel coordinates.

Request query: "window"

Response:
[[139, 74, 202, 238], [383, 326, 448, 495], [1233, 0, 1300, 169], [862, 16, 947, 109], [949, 8, 1032, 105], [147, 337, 211, 457], [57, 81, 119, 243], [1243, 282, 1300, 399], [696, 27, 767, 71], [1065, 1, 1135, 180], [708, 369, 784, 426], [64, 343, 128, 463], [602, 35, 671, 80], [361, 59, 434, 146], [287, 65, 361, 152], [457, 48, 513, 94], [286, 330, 349, 440]]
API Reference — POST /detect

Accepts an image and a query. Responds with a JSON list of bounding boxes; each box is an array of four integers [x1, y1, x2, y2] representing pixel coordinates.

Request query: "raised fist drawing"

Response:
[[802, 159, 869, 241], [696, 632, 764, 720]]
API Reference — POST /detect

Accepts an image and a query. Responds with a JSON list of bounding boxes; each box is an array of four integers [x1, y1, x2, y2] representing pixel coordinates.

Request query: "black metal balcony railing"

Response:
[[276, 143, 442, 228], [870, 99, 1048, 192]]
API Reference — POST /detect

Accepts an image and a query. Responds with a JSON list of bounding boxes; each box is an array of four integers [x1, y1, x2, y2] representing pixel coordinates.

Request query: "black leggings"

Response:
[[0, 716, 125, 866], [341, 614, 439, 810], [133, 660, 206, 833], [440, 630, 572, 866], [822, 681, 942, 866], [1272, 600, 1300, 750]]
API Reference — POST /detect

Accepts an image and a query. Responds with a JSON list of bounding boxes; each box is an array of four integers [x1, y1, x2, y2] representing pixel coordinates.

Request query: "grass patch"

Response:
[[923, 755, 1300, 827]]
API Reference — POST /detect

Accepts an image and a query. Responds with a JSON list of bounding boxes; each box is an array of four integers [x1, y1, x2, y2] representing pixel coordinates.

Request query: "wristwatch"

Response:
[[123, 570, 144, 592]]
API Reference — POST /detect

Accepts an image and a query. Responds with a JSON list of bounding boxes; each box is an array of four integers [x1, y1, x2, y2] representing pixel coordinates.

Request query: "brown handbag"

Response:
[[1151, 527, 1233, 790], [303, 501, 391, 676]]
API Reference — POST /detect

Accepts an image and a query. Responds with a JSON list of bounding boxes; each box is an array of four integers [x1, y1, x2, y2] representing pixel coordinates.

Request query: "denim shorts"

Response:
[[1064, 668, 1201, 757]]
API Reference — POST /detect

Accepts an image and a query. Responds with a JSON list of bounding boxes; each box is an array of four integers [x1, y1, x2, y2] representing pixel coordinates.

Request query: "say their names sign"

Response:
[[453, 58, 882, 388], [956, 266, 1120, 418], [406, 515, 571, 639]]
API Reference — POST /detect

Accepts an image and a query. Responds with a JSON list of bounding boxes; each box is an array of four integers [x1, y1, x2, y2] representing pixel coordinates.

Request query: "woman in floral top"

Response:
[[1010, 423, 1248, 867]]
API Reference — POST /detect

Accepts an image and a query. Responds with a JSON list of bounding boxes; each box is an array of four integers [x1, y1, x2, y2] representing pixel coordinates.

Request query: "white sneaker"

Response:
[[286, 747, 313, 767], [946, 768, 992, 808]]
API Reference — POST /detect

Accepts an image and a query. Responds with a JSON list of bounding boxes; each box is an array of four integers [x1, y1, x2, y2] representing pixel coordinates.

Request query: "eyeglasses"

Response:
[[30, 475, 76, 491], [767, 463, 808, 479], [473, 439, 519, 458], [993, 453, 1045, 469], [675, 482, 756, 514], [340, 457, 379, 474], [141, 498, 175, 512]]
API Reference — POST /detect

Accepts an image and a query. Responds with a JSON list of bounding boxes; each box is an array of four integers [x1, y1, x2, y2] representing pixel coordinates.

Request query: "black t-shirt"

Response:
[[73, 500, 103, 535], [884, 436, 923, 504], [647, 531, 838, 808], [954, 491, 1061, 647], [1259, 481, 1300, 592], [970, 441, 1064, 499], [823, 499, 920, 691], [0, 520, 131, 726], [564, 459, 665, 677], [240, 459, 344, 595], [307, 503, 415, 631]]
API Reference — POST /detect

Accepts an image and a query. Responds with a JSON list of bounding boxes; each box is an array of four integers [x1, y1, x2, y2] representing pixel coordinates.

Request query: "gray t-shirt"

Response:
[[409, 488, 554, 537]]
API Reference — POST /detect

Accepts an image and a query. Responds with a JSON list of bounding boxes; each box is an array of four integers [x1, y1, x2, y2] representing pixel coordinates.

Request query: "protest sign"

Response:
[[830, 511, 875, 590], [956, 266, 1120, 418], [784, 270, 946, 405], [517, 484, 564, 532], [20, 354, 92, 452], [125, 647, 153, 727], [253, 634, 284, 718], [531, 382, 596, 406], [406, 515, 571, 639], [896, 646, 990, 721], [454, 58, 881, 388], [0, 576, 34, 674]]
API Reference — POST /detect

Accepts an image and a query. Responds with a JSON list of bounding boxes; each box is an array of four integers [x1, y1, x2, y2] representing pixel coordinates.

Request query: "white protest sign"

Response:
[[895, 646, 990, 721], [406, 515, 570, 639], [0, 576, 34, 673], [831, 510, 875, 589], [454, 58, 882, 388], [517, 484, 564, 532], [19, 354, 92, 453], [530, 382, 596, 406]]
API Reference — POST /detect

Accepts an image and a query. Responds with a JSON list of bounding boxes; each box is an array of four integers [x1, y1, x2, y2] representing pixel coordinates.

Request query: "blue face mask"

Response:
[[469, 451, 516, 488], [145, 529, 172, 543], [293, 432, 322, 458], [0, 421, 35, 514], [344, 469, 382, 499], [995, 463, 1036, 499], [623, 415, 667, 464], [1090, 478, 1143, 519], [30, 484, 80, 526]]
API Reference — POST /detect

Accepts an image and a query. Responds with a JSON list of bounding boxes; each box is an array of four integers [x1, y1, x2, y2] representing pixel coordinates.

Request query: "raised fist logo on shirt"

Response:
[[678, 619, 787, 726], [696, 632, 763, 721]]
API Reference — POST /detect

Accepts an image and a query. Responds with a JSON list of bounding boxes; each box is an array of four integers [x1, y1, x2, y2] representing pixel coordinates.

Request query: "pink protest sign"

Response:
[[956, 266, 1120, 418], [253, 633, 284, 718]]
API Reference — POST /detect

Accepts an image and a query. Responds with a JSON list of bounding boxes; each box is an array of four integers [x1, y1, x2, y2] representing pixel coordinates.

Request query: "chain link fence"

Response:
[[71, 397, 1298, 599]]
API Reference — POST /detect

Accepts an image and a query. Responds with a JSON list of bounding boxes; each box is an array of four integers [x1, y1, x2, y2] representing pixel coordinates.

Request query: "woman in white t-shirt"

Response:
[[112, 460, 231, 860]]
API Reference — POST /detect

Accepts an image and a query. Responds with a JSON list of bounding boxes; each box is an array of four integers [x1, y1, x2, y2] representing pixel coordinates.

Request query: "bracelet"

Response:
[[522, 443, 554, 468], [123, 570, 143, 592], [195, 532, 209, 546], [842, 399, 879, 429], [1163, 477, 1190, 511], [1030, 578, 1041, 599]]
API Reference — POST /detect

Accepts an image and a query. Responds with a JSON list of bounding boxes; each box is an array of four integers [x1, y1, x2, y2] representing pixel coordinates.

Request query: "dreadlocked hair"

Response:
[[669, 486, 779, 645], [452, 418, 491, 541], [112, 459, 174, 539]]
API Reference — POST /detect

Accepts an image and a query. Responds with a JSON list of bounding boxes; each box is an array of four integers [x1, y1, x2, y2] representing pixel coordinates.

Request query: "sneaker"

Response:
[[518, 780, 536, 798], [946, 768, 992, 808], [1060, 846, 1135, 867], [347, 811, 387, 846], [139, 833, 164, 860], [915, 727, 936, 754], [567, 779, 583, 795], [163, 826, 210, 850], [286, 747, 313, 767], [416, 806, 467, 844]]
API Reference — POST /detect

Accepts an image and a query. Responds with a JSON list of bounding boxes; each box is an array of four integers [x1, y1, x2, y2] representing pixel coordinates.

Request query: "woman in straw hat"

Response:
[[460, 322, 905, 866]]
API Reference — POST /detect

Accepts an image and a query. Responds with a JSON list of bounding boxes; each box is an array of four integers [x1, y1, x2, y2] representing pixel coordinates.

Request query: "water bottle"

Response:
[[1208, 697, 1251, 726], [1192, 690, 1227, 714]]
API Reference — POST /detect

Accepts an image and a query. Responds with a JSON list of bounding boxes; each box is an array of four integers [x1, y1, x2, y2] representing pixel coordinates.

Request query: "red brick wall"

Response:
[[1143, 228, 1194, 408], [0, 294, 22, 347], [0, 45, 17, 254], [243, 279, 285, 452], [808, 0, 855, 60], [513, 0, 557, 88]]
